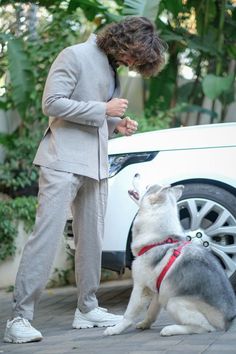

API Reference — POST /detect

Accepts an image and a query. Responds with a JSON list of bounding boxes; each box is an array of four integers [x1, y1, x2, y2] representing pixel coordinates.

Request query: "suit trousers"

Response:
[[12, 166, 108, 320]]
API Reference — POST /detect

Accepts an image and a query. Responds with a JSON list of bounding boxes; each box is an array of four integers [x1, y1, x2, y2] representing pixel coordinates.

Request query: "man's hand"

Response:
[[106, 98, 128, 117], [115, 117, 138, 136]]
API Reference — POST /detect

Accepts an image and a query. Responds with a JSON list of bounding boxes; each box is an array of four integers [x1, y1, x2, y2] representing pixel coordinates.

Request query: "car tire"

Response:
[[178, 182, 236, 289]]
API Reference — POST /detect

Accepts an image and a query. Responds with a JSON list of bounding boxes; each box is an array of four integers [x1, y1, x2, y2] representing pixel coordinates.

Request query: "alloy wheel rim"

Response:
[[178, 197, 236, 277]]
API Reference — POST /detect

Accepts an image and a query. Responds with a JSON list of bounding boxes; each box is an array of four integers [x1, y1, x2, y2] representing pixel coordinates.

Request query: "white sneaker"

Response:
[[4, 317, 43, 343], [72, 307, 123, 329]]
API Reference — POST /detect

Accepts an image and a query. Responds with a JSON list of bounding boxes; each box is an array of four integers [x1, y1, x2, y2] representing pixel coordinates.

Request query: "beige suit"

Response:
[[34, 34, 121, 179], [12, 35, 121, 320]]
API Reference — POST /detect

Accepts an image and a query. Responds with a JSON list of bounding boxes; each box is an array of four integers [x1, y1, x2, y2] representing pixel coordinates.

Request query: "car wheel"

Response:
[[178, 183, 236, 289]]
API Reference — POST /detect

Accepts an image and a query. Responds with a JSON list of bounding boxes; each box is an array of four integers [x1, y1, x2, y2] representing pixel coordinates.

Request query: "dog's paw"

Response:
[[136, 320, 151, 330], [160, 325, 176, 336], [104, 326, 119, 336]]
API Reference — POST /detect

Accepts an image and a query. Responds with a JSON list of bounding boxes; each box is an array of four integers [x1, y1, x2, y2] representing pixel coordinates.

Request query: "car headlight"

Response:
[[109, 151, 158, 177]]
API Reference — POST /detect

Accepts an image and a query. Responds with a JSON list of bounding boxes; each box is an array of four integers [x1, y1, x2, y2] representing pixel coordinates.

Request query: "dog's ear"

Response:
[[148, 186, 169, 205], [172, 185, 184, 201], [148, 193, 165, 205]]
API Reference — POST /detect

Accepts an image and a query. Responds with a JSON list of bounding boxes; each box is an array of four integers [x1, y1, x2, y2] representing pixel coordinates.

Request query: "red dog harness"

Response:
[[138, 238, 190, 292]]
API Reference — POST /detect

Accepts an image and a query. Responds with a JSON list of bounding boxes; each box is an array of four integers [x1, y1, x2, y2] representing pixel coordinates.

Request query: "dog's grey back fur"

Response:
[[166, 243, 236, 322]]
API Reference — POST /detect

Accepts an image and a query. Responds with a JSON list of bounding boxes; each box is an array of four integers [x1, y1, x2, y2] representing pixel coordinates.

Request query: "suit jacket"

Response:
[[33, 34, 121, 180]]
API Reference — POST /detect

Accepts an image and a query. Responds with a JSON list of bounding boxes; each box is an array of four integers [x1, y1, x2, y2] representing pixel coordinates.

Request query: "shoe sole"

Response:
[[4, 335, 43, 344], [72, 320, 121, 329]]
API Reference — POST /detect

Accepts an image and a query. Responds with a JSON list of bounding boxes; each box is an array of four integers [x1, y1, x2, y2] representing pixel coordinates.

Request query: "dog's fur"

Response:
[[104, 175, 236, 336]]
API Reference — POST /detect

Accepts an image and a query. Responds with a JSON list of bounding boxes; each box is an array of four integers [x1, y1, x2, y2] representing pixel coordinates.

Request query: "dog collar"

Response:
[[137, 237, 178, 257]]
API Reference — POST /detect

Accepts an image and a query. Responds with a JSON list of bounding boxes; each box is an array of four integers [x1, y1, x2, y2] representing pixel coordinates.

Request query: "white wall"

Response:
[[0, 222, 70, 289], [0, 109, 21, 162]]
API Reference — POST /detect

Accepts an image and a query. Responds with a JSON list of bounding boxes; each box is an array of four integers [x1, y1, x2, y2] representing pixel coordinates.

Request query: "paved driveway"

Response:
[[0, 279, 236, 354]]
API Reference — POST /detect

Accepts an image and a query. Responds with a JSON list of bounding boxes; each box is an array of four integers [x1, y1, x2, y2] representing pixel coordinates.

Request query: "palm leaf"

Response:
[[67, 0, 108, 19], [122, 0, 161, 23], [7, 38, 34, 118]]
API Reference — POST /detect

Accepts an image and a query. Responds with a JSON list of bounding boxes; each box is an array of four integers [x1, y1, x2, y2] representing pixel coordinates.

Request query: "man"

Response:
[[4, 16, 167, 343]]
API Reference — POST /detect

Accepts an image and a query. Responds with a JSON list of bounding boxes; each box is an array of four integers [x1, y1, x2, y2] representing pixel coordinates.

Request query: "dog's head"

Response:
[[129, 174, 185, 247], [128, 173, 184, 208]]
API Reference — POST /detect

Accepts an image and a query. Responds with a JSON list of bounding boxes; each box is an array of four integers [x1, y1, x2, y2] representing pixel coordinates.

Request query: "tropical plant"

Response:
[[117, 0, 236, 125], [0, 0, 122, 260], [0, 196, 37, 261], [153, 0, 235, 124], [0, 0, 235, 261], [122, 0, 161, 22]]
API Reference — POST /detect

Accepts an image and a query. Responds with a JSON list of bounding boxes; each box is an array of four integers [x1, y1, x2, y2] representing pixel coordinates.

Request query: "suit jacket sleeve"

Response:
[[107, 117, 122, 138], [42, 47, 107, 127]]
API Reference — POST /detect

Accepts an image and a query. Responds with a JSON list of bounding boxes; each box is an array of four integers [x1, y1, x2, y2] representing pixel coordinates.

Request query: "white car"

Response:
[[65, 123, 236, 287]]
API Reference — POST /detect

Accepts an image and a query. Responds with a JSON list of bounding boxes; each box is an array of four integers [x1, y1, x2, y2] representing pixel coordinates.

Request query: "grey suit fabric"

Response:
[[34, 34, 121, 180], [12, 34, 121, 319]]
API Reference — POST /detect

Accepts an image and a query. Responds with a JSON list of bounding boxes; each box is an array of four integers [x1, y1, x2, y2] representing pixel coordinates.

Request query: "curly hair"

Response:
[[96, 16, 168, 77]]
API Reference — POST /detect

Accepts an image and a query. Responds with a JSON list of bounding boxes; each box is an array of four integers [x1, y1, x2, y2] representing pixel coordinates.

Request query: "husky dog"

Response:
[[104, 174, 236, 336]]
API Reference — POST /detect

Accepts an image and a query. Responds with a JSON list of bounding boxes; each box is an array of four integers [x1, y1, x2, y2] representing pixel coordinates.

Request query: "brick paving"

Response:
[[0, 279, 236, 354]]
